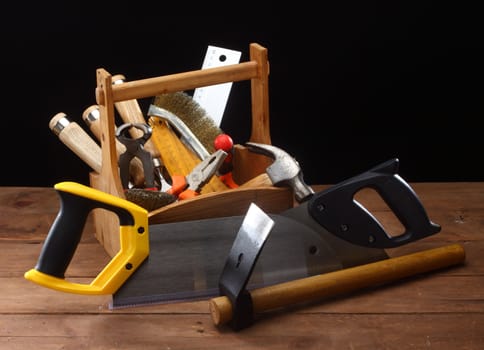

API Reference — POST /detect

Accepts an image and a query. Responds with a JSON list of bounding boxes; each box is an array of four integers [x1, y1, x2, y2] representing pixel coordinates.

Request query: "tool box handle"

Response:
[[96, 43, 271, 146], [24, 182, 149, 295]]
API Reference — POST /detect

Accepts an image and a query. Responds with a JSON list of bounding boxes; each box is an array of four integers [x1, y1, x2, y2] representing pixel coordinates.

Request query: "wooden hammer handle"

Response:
[[209, 244, 466, 326]]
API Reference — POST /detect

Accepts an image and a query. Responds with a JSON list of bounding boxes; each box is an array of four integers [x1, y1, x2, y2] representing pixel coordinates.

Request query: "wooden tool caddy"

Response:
[[89, 43, 293, 257]]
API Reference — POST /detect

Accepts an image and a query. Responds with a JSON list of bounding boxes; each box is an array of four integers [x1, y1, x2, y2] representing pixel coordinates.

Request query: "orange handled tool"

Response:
[[167, 149, 227, 200]]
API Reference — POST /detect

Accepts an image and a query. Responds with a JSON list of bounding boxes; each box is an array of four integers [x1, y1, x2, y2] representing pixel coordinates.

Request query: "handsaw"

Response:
[[24, 158, 441, 307]]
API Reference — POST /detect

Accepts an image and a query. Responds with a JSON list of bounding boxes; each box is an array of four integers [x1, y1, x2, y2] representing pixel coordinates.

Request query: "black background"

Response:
[[2, 3, 483, 187]]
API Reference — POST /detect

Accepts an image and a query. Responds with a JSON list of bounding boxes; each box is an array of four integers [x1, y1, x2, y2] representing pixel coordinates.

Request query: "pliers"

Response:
[[116, 123, 155, 191], [167, 149, 227, 200]]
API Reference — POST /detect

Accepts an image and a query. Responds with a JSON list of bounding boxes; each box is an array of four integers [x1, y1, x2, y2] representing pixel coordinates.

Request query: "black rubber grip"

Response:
[[35, 190, 134, 278]]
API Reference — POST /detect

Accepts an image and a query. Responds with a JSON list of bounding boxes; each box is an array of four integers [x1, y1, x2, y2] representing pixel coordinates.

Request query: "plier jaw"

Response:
[[116, 123, 156, 190], [167, 149, 228, 200]]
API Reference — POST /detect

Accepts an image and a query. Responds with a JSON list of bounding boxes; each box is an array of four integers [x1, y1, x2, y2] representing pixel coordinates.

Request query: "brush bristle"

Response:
[[125, 189, 177, 211], [153, 92, 222, 153]]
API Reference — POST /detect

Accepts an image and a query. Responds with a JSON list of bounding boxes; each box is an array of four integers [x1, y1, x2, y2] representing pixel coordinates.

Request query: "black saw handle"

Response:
[[308, 158, 441, 248]]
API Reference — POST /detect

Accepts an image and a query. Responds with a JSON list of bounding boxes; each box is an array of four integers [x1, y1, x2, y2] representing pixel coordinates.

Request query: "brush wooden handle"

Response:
[[82, 105, 146, 187], [209, 244, 466, 326], [49, 112, 102, 173]]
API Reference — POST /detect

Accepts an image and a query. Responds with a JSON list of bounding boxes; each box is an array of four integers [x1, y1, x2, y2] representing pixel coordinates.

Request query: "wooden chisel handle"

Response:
[[49, 112, 102, 173], [82, 105, 146, 187], [112, 74, 159, 157], [209, 243, 466, 326]]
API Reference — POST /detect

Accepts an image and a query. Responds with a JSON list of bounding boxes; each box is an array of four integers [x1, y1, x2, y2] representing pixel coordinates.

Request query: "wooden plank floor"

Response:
[[1, 183, 483, 349]]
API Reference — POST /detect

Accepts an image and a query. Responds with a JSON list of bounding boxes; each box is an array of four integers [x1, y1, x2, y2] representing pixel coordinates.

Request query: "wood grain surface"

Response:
[[1, 183, 483, 349]]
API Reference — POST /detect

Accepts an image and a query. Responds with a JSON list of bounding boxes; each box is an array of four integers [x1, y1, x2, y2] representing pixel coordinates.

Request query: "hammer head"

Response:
[[245, 142, 315, 203]]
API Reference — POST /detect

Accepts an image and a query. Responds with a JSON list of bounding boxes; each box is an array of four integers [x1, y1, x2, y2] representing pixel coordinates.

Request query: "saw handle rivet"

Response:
[[137, 227, 145, 234], [309, 245, 319, 255], [316, 204, 325, 212], [340, 224, 349, 232], [125, 263, 133, 270]]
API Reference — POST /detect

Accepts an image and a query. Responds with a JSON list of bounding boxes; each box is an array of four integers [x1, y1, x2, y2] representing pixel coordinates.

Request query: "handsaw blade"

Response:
[[110, 208, 387, 308], [112, 158, 443, 308]]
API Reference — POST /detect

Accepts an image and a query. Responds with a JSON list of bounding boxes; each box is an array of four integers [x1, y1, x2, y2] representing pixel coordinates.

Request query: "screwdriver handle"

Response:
[[83, 105, 126, 155], [209, 244, 466, 326]]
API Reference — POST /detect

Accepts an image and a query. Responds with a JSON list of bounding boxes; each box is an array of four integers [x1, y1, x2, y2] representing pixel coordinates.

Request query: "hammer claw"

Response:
[[245, 142, 315, 203]]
